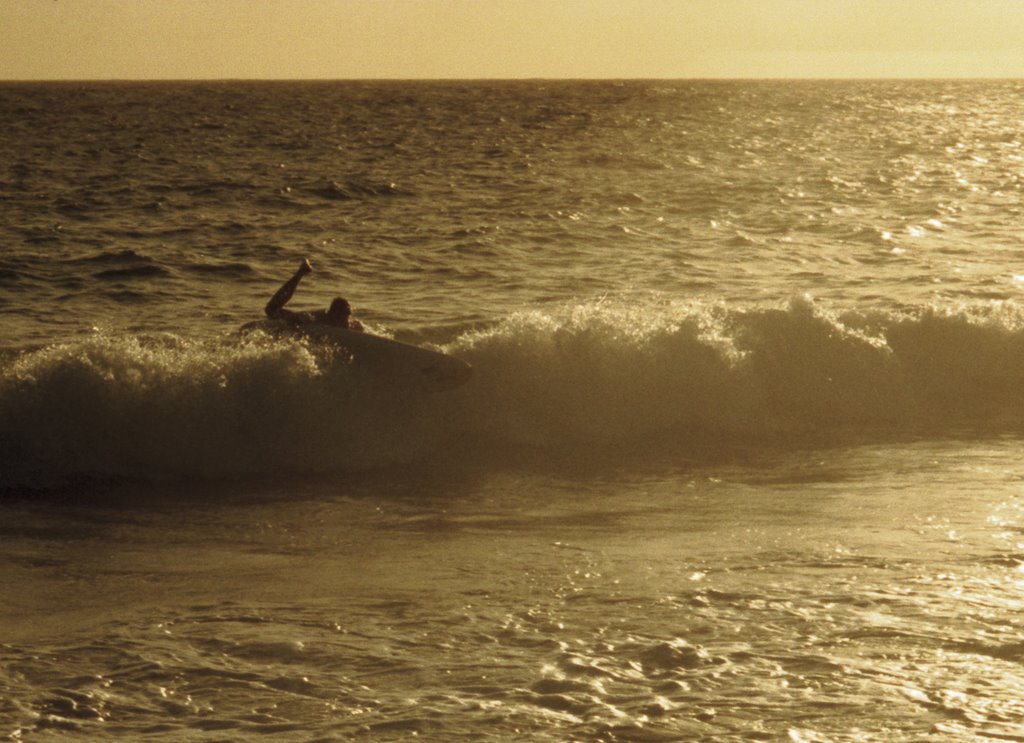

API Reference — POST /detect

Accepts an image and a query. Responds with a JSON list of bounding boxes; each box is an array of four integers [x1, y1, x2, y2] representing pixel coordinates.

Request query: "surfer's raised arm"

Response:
[[265, 258, 363, 331], [265, 259, 312, 322]]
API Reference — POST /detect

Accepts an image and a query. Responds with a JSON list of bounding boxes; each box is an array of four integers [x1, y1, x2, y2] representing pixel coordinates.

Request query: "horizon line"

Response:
[[3, 75, 1023, 84]]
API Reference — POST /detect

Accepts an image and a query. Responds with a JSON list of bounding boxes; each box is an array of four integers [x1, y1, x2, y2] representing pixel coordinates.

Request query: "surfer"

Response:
[[265, 259, 364, 331]]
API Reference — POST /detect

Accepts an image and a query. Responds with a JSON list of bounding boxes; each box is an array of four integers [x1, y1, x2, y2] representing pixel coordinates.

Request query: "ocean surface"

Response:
[[2, 79, 1024, 740]]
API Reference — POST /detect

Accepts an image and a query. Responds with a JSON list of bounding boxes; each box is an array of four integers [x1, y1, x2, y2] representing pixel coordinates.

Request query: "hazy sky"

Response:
[[3, 0, 1024, 80]]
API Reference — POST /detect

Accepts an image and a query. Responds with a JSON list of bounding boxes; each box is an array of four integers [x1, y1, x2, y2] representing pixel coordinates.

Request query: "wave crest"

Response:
[[4, 298, 1024, 487], [450, 296, 1024, 443]]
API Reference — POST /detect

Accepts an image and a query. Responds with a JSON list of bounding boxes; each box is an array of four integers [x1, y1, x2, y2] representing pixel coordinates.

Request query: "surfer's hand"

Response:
[[299, 259, 313, 274]]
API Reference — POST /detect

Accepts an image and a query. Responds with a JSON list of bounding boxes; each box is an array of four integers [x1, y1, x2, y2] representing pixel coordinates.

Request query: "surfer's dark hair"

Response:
[[329, 297, 351, 315]]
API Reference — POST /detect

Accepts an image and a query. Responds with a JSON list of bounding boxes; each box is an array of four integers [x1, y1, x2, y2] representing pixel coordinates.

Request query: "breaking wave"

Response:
[[4, 296, 1024, 488]]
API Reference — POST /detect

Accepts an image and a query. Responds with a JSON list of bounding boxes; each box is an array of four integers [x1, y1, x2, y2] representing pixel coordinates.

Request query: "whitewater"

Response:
[[2, 80, 1024, 740]]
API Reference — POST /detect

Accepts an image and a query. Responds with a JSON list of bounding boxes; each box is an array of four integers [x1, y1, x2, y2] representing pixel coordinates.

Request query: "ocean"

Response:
[[2, 79, 1024, 740]]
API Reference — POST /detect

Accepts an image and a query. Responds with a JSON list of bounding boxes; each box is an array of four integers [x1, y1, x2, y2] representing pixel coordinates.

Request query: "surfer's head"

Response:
[[328, 297, 352, 322]]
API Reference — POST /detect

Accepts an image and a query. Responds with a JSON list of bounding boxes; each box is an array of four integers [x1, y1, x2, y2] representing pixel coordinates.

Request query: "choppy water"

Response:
[[2, 80, 1024, 740]]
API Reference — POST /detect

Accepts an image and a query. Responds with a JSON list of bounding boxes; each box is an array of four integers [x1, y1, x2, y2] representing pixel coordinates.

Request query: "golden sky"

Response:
[[3, 0, 1024, 80]]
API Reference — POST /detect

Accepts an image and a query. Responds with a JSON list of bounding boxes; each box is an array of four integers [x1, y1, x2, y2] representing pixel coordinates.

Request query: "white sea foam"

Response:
[[5, 298, 1024, 487]]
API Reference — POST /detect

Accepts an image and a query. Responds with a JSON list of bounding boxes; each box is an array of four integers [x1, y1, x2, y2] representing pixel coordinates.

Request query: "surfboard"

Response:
[[245, 320, 472, 391]]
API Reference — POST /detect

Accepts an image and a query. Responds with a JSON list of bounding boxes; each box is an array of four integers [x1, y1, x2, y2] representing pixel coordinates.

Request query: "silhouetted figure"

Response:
[[265, 259, 364, 331]]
